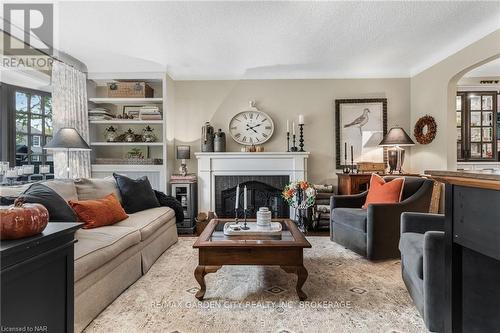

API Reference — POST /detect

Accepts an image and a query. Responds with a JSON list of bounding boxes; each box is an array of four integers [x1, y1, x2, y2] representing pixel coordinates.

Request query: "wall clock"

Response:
[[229, 101, 274, 145]]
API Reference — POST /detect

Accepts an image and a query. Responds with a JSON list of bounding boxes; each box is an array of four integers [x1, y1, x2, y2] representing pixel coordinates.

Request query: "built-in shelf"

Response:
[[89, 120, 163, 125], [89, 97, 163, 104], [90, 142, 163, 146]]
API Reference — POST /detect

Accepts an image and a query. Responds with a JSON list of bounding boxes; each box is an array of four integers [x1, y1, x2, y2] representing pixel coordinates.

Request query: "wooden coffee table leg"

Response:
[[281, 265, 309, 301], [194, 265, 221, 300], [296, 265, 308, 301]]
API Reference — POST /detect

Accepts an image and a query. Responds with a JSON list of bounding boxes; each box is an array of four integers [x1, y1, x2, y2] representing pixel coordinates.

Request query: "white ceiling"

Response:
[[57, 1, 500, 80], [464, 57, 500, 77]]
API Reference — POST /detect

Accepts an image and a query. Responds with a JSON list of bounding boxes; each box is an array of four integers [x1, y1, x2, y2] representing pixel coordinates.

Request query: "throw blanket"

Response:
[[154, 190, 184, 223]]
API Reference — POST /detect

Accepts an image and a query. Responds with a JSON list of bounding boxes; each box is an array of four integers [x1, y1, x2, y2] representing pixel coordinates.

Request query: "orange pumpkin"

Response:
[[0, 198, 49, 240]]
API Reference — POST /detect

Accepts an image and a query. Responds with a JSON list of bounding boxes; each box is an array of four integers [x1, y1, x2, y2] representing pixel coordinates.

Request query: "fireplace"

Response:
[[215, 175, 289, 218]]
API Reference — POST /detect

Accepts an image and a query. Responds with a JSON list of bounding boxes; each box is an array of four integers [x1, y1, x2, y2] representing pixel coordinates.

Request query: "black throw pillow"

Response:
[[20, 183, 78, 222], [113, 173, 160, 213]]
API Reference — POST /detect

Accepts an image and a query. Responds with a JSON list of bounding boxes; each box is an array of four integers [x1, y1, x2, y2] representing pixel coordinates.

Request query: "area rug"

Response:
[[84, 237, 426, 333]]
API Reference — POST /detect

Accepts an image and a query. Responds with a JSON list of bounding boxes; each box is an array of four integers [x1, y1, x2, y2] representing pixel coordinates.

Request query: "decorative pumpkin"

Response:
[[0, 198, 49, 240], [414, 115, 437, 145]]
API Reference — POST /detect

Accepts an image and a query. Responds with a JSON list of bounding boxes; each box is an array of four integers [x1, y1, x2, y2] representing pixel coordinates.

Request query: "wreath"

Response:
[[414, 115, 437, 145]]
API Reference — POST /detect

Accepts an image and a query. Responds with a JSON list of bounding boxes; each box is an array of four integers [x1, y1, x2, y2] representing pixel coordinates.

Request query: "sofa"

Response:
[[0, 178, 178, 332], [399, 212, 445, 332], [330, 176, 434, 260]]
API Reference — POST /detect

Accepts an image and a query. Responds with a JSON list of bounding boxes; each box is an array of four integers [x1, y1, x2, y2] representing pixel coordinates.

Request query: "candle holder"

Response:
[[234, 208, 240, 224], [290, 134, 298, 152], [240, 209, 250, 230], [286, 132, 290, 152], [298, 124, 304, 152]]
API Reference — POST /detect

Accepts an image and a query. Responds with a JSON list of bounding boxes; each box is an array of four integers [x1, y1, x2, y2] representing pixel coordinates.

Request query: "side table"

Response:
[[1, 222, 81, 333]]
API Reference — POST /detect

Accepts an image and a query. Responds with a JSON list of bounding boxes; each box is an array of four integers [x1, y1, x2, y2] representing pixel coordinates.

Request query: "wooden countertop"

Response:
[[425, 170, 500, 190]]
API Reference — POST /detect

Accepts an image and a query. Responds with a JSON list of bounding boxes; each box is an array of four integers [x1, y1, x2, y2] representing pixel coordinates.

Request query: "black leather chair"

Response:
[[330, 176, 434, 260], [399, 212, 445, 332]]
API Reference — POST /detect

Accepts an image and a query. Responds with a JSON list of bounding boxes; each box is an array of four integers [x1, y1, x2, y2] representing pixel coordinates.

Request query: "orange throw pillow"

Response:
[[362, 174, 405, 209], [69, 193, 128, 229]]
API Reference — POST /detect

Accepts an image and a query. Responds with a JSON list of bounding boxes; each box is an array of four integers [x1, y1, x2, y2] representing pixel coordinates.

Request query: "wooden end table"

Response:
[[192, 219, 312, 301]]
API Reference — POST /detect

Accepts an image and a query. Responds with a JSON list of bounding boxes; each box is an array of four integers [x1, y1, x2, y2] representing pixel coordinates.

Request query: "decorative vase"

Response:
[[142, 125, 157, 142], [124, 129, 136, 142], [214, 129, 226, 152], [104, 126, 118, 142], [256, 207, 272, 226], [201, 122, 215, 152]]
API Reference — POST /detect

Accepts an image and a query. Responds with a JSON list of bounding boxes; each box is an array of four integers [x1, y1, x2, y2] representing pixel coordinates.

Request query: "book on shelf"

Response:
[[170, 174, 197, 183]]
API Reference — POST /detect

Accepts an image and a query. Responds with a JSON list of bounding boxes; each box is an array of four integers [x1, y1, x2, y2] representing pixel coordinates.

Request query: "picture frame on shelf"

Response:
[[122, 105, 142, 119], [335, 98, 387, 169]]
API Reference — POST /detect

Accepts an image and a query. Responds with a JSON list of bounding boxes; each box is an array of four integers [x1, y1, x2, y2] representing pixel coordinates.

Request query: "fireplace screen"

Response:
[[215, 176, 290, 218]]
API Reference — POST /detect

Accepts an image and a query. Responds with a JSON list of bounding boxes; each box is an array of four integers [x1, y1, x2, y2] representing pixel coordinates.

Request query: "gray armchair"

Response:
[[330, 176, 434, 260], [399, 212, 445, 332]]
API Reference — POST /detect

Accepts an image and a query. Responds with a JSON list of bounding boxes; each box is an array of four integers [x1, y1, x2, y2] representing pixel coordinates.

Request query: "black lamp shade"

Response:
[[379, 127, 415, 147], [44, 128, 91, 151], [176, 145, 191, 160]]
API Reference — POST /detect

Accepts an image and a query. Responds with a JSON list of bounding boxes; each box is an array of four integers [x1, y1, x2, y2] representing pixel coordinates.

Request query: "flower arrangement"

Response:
[[282, 180, 316, 209]]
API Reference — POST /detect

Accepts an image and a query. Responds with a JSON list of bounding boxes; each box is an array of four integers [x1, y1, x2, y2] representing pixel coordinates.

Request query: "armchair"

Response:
[[330, 176, 434, 260], [399, 212, 445, 332]]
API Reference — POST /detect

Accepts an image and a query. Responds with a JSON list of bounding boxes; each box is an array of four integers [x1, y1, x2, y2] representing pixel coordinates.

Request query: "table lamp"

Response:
[[379, 126, 415, 174], [44, 127, 91, 179], [176, 145, 191, 176]]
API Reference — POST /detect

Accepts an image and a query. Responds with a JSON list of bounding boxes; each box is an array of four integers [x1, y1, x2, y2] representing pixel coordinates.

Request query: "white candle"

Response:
[[6, 169, 17, 178], [23, 165, 34, 175], [244, 185, 247, 210], [235, 184, 240, 209], [40, 165, 50, 174], [286, 120, 290, 133], [292, 121, 296, 135], [298, 114, 304, 125]]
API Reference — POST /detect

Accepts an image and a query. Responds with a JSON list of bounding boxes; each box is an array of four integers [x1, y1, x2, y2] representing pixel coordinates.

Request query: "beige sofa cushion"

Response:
[[0, 184, 30, 197], [41, 179, 79, 202], [74, 177, 122, 202], [74, 226, 140, 281], [114, 206, 175, 241]]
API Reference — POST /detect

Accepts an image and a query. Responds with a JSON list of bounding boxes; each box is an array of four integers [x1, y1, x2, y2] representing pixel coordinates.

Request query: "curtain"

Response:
[[51, 61, 91, 179]]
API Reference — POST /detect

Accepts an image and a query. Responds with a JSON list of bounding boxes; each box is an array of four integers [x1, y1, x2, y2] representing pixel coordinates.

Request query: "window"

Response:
[[457, 91, 499, 161], [13, 88, 53, 173]]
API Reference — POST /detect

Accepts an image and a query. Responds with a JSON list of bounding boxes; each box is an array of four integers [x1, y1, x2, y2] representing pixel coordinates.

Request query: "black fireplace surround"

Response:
[[215, 175, 290, 218]]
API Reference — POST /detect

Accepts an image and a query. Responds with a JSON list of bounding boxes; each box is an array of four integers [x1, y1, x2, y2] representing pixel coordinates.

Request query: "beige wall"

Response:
[[171, 78, 411, 184], [410, 29, 500, 173]]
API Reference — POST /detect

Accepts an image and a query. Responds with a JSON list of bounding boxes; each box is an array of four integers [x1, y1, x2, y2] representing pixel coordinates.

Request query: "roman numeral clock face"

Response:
[[229, 111, 274, 145]]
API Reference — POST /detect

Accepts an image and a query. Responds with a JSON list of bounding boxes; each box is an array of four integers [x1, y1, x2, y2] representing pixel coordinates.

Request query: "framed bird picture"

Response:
[[335, 98, 387, 169]]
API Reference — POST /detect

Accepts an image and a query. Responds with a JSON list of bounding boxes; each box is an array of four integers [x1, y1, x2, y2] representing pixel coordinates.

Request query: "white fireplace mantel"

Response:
[[195, 152, 310, 212]]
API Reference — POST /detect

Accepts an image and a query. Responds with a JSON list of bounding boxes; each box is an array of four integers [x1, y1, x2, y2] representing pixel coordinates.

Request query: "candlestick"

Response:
[[235, 184, 240, 209], [344, 142, 347, 161], [241, 208, 250, 230], [298, 114, 304, 125], [350, 145, 354, 174], [286, 131, 290, 152], [290, 134, 298, 152], [298, 124, 304, 152], [244, 185, 247, 210]]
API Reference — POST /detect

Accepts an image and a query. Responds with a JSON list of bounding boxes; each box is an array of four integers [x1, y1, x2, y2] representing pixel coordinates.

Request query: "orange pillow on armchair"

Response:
[[362, 174, 405, 209], [69, 193, 128, 229]]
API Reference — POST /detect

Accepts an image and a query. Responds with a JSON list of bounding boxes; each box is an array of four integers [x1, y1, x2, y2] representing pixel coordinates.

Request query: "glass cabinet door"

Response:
[[456, 94, 465, 160], [457, 91, 498, 161]]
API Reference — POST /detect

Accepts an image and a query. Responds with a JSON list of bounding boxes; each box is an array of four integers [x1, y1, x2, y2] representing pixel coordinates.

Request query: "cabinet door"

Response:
[[458, 92, 498, 161], [456, 93, 466, 160]]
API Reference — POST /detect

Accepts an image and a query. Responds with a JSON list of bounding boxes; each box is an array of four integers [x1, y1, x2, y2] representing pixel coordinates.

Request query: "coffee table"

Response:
[[192, 218, 312, 301]]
